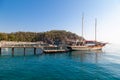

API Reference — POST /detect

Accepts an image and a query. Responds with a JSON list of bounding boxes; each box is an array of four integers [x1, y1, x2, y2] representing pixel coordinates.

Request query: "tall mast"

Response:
[[95, 18, 97, 42], [82, 13, 84, 38]]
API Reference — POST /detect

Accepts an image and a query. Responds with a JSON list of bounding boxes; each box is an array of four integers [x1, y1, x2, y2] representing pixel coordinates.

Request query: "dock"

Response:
[[0, 41, 69, 56], [0, 45, 43, 56]]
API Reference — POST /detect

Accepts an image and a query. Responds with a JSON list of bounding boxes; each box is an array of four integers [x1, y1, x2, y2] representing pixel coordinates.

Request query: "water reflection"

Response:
[[67, 50, 104, 63], [1, 47, 104, 64], [42, 50, 104, 64]]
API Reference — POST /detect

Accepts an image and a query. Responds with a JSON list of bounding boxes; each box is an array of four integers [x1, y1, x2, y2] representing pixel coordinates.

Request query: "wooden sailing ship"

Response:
[[68, 14, 107, 51]]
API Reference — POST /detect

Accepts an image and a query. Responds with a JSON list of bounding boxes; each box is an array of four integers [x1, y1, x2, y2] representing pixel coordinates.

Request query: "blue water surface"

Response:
[[0, 44, 120, 80]]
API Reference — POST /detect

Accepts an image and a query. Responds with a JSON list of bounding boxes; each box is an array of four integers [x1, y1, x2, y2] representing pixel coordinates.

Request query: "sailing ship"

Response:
[[69, 40, 106, 51], [68, 14, 107, 51]]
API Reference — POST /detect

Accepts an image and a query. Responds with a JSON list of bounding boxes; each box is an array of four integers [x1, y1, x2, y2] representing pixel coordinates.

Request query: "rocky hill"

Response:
[[0, 30, 84, 44]]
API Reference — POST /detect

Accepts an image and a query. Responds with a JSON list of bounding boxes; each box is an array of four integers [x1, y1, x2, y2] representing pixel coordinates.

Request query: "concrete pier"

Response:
[[0, 41, 69, 56], [0, 46, 43, 56]]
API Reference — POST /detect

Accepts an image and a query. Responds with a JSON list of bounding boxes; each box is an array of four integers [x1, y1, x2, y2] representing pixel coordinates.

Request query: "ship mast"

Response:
[[81, 13, 84, 45], [95, 18, 97, 42], [82, 13, 84, 38]]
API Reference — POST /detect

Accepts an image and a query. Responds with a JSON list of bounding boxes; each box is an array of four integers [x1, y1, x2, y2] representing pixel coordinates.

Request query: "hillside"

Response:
[[0, 30, 84, 44]]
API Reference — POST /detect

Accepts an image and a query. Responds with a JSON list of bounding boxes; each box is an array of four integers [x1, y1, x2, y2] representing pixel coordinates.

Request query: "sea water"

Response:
[[0, 44, 120, 80]]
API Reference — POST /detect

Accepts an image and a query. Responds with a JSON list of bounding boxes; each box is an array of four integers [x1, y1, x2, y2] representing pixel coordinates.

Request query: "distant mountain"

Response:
[[0, 30, 84, 44]]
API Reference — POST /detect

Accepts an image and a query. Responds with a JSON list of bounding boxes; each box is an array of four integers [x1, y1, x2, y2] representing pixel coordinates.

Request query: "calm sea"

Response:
[[0, 44, 120, 80]]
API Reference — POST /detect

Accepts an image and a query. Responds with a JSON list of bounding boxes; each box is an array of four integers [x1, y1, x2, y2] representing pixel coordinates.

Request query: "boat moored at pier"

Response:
[[67, 14, 107, 51], [43, 45, 69, 53], [68, 40, 107, 51]]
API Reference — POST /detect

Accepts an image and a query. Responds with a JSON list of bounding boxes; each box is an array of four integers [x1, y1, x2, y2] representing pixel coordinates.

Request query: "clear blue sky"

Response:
[[0, 0, 120, 43]]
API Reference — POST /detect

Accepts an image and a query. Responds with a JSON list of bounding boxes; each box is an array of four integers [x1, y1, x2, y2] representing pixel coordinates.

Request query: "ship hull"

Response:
[[70, 45, 103, 51]]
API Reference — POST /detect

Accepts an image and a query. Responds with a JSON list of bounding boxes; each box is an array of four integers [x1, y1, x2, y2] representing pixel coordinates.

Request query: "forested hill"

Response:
[[0, 30, 84, 44]]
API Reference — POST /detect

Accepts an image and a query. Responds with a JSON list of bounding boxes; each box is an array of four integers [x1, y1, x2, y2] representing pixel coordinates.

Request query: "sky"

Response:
[[0, 0, 120, 44]]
